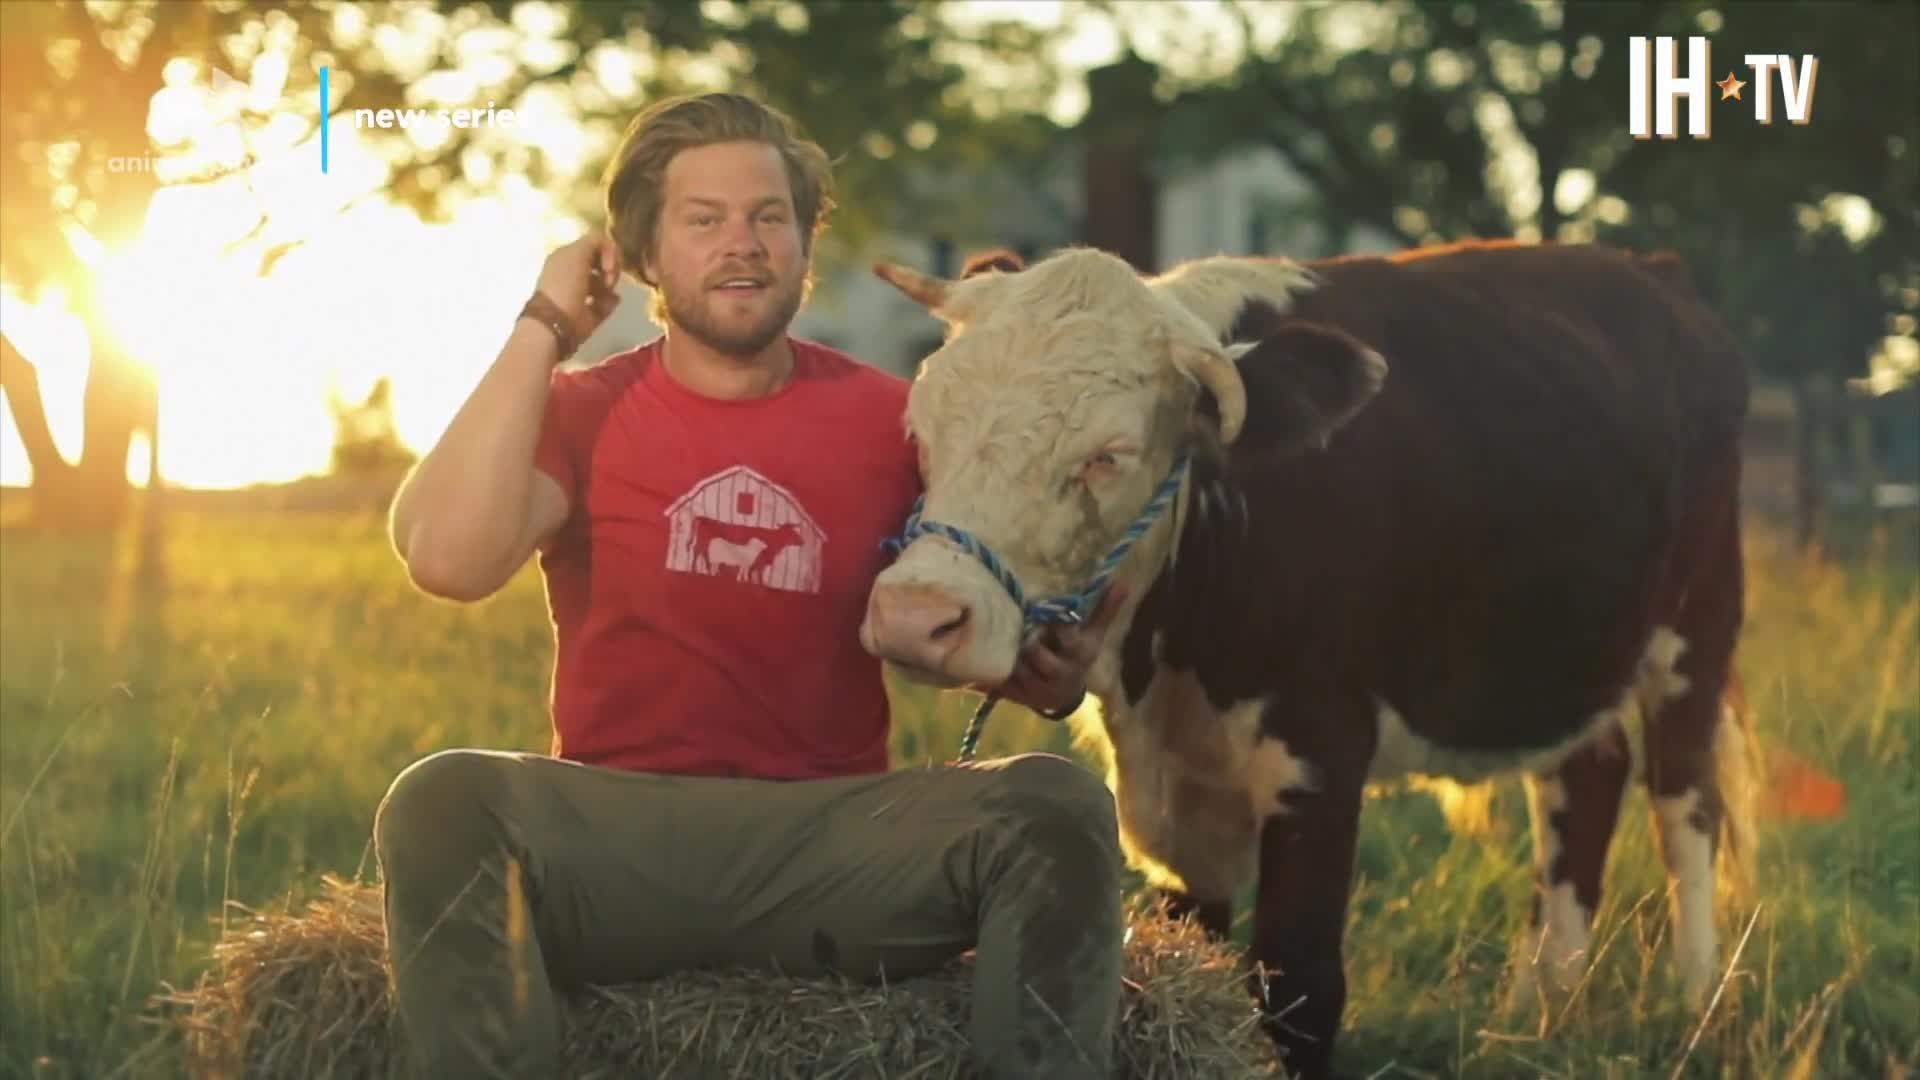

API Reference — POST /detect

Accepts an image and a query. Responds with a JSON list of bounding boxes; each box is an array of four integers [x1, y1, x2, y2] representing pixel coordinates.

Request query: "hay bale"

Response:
[[156, 874, 1285, 1079]]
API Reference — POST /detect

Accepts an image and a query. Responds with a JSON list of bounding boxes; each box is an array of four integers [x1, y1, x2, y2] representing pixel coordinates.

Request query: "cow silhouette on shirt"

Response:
[[691, 517, 808, 586]]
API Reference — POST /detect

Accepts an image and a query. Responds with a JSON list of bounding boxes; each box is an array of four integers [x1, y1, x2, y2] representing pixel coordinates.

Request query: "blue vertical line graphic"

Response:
[[320, 66, 330, 173]]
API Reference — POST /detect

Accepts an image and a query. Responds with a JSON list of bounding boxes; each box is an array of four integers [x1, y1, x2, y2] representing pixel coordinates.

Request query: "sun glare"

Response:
[[4, 125, 563, 491]]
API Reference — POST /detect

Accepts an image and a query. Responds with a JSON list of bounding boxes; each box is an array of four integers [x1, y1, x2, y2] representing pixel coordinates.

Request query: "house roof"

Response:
[[662, 464, 827, 539]]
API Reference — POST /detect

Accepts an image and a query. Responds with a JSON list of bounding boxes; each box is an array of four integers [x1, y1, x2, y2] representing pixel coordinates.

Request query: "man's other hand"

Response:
[[536, 232, 623, 347], [993, 583, 1130, 718]]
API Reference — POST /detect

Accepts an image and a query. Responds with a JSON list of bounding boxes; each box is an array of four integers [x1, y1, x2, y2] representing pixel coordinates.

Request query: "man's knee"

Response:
[[374, 749, 513, 872], [979, 753, 1121, 879]]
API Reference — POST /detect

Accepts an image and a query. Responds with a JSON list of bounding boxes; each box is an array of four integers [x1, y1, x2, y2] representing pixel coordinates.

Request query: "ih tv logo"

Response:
[[1628, 36, 1820, 139]]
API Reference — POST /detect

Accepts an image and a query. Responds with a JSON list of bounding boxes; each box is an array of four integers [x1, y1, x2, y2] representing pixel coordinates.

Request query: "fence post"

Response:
[[1793, 374, 1835, 552], [1846, 387, 1884, 539]]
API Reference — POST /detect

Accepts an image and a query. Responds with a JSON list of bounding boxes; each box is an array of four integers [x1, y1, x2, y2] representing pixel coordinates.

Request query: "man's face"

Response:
[[648, 140, 809, 356]]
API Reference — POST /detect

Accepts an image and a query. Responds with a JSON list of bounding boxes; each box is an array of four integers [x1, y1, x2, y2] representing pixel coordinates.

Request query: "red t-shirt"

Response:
[[531, 336, 921, 779]]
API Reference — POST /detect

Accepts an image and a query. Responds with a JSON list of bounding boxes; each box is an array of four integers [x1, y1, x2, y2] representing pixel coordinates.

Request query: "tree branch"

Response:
[[1223, 2, 1417, 249]]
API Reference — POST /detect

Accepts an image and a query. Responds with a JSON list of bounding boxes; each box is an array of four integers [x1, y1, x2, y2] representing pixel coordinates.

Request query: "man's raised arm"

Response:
[[389, 233, 620, 601]]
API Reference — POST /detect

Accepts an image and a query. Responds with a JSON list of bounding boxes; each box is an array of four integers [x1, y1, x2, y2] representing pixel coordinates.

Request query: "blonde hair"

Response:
[[601, 93, 835, 323]]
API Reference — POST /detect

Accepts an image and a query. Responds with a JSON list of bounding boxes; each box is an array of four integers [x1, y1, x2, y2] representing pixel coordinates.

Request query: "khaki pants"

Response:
[[372, 748, 1125, 1078]]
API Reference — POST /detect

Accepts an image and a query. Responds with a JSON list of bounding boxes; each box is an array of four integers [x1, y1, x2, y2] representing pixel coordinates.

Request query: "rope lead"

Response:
[[881, 452, 1192, 760]]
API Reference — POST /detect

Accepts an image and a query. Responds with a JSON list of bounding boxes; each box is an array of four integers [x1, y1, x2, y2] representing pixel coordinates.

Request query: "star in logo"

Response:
[[1716, 71, 1746, 100]]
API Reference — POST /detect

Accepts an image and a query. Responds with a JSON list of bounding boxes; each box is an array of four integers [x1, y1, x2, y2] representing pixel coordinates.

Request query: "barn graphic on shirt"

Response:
[[664, 465, 826, 594]]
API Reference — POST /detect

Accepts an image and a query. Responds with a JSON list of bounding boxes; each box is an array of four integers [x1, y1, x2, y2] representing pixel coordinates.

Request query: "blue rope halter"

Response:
[[880, 451, 1191, 760]]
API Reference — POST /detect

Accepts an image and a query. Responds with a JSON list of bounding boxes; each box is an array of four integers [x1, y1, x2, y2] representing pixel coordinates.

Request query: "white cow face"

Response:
[[858, 247, 1386, 689]]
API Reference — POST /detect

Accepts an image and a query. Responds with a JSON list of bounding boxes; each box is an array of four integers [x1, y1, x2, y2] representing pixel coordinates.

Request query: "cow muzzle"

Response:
[[861, 535, 1031, 686], [866, 449, 1193, 686], [860, 581, 990, 684]]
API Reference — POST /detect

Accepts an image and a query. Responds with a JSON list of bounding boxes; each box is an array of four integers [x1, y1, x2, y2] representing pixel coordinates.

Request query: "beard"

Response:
[[659, 270, 806, 358]]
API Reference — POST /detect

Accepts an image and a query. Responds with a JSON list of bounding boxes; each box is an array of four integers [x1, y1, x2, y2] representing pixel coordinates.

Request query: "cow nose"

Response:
[[866, 583, 973, 668]]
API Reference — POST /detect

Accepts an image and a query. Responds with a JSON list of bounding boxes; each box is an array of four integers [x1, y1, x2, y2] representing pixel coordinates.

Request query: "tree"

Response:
[[327, 376, 416, 476], [0, 0, 178, 525], [1131, 0, 1915, 389], [0, 0, 1069, 525], [447, 1, 1068, 258]]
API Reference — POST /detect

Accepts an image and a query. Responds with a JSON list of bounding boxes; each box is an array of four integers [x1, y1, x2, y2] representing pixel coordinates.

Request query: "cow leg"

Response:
[[1643, 623, 1744, 1005], [1506, 722, 1632, 1013], [1643, 460, 1748, 1008], [1247, 763, 1365, 1080], [1158, 888, 1233, 940]]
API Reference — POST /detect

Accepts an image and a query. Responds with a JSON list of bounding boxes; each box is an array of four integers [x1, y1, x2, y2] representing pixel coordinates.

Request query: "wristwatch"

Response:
[[1037, 686, 1086, 721], [519, 291, 578, 361]]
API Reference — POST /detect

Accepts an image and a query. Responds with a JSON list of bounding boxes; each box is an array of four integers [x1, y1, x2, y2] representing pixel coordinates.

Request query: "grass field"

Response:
[[0, 503, 1914, 1078]]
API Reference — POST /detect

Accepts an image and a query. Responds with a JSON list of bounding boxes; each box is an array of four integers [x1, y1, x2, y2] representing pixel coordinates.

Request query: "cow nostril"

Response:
[[930, 606, 970, 641]]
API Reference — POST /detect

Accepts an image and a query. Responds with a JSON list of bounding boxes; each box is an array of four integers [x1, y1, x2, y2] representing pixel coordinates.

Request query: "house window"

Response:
[[736, 491, 756, 516]]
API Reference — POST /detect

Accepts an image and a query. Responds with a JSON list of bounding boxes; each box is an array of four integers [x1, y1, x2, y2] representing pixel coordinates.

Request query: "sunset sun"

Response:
[[2, 165, 566, 491]]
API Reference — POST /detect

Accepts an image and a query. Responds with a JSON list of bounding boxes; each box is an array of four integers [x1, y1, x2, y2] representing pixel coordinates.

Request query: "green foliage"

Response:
[[0, 509, 1913, 1077], [1162, 0, 1917, 383], [1588, 1, 1919, 383], [401, 0, 1072, 269], [0, 0, 1072, 514], [0, 0, 1071, 292]]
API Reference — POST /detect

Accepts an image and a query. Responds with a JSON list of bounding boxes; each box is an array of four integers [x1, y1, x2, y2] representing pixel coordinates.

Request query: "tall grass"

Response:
[[0, 508, 1912, 1078]]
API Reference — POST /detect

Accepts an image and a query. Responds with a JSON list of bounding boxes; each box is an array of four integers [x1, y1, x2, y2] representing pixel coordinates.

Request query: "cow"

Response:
[[858, 240, 1754, 1078]]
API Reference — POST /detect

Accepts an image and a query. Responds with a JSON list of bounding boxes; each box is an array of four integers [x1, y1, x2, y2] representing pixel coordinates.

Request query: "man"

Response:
[[376, 92, 1128, 1079]]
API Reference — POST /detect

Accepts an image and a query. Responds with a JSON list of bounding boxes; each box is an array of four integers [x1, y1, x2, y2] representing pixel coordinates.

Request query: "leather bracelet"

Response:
[[518, 292, 577, 361], [1037, 686, 1086, 721]]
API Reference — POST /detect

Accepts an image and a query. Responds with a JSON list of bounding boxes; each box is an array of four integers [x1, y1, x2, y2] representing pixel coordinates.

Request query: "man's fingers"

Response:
[[995, 663, 1038, 703], [599, 234, 619, 280], [588, 273, 618, 318], [1046, 627, 1092, 668], [584, 241, 621, 325], [1020, 639, 1073, 683]]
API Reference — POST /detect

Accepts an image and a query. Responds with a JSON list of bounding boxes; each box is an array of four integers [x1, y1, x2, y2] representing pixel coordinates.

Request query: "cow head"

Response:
[[859, 246, 1386, 688]]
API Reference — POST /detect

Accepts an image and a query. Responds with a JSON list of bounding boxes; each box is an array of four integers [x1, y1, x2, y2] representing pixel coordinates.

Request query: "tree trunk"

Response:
[[1083, 139, 1158, 273], [74, 348, 142, 521], [1536, 160, 1565, 242], [1791, 375, 1832, 553], [1080, 54, 1164, 273], [0, 310, 155, 526], [0, 331, 75, 488]]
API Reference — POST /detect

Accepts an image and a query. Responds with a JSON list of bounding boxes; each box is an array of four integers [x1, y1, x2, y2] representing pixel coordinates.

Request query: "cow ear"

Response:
[[1149, 255, 1316, 340], [1200, 322, 1386, 455]]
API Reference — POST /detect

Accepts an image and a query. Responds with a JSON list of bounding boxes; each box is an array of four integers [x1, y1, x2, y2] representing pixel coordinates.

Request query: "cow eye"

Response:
[[1070, 447, 1129, 491], [1072, 452, 1119, 489]]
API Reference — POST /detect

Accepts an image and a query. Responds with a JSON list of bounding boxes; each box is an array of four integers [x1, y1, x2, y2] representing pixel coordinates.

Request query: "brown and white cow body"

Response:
[[859, 241, 1753, 1078]]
